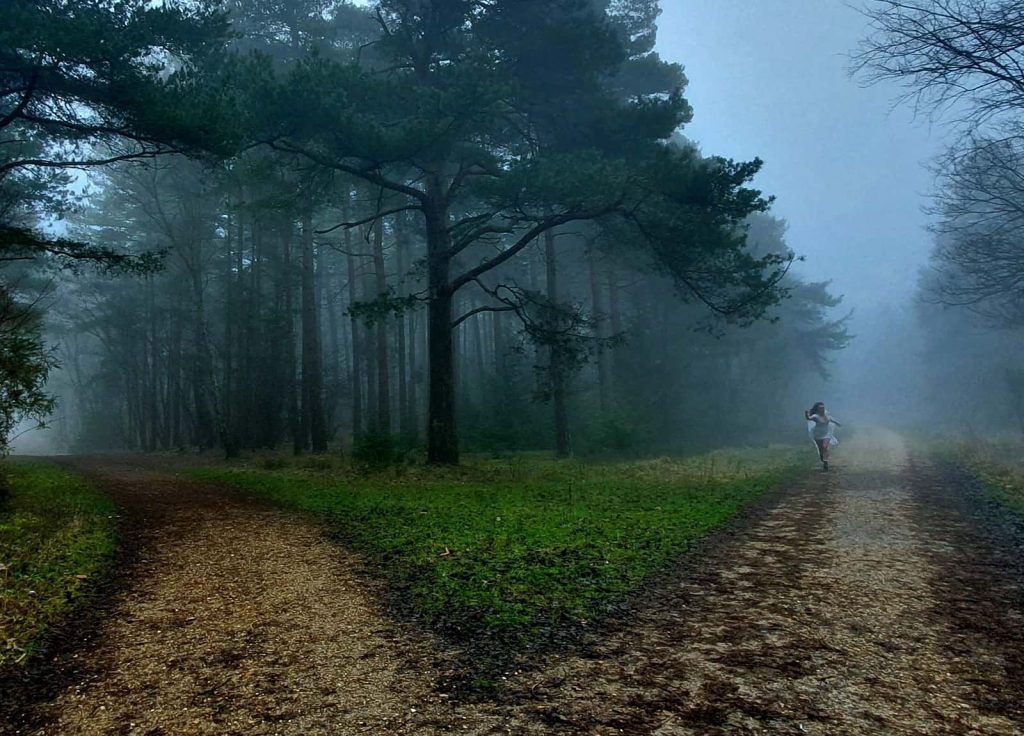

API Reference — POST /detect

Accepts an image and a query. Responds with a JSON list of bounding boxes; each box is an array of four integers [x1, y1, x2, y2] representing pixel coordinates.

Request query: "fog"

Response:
[[5, 0, 1022, 458], [660, 0, 954, 428]]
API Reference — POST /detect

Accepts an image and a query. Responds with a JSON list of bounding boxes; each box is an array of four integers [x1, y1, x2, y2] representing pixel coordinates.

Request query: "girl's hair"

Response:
[[808, 402, 825, 416]]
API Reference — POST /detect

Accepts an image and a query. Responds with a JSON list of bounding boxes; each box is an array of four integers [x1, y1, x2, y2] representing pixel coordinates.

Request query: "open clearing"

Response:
[[2, 430, 1024, 735]]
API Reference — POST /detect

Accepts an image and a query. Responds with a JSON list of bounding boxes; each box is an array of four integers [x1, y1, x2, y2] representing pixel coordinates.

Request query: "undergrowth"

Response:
[[0, 462, 116, 668]]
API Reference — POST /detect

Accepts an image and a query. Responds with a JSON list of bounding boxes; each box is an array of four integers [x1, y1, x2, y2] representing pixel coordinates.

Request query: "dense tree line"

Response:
[[4, 1, 849, 458], [50, 183, 847, 456]]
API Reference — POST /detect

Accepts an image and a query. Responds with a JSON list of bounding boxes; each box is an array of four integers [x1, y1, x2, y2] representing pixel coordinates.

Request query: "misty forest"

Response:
[[3, 2, 1024, 734]]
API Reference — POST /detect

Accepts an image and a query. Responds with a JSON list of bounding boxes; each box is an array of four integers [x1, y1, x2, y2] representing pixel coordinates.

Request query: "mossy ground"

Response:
[[0, 462, 116, 667]]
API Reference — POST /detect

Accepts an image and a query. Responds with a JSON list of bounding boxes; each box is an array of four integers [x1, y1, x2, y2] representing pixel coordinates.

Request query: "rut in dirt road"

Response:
[[494, 431, 1024, 735]]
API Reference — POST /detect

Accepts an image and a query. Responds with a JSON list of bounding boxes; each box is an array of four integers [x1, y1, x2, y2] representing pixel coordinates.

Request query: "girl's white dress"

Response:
[[807, 412, 839, 445]]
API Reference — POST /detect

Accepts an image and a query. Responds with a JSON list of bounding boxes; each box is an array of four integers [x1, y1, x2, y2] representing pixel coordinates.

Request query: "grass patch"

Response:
[[186, 447, 804, 647], [0, 462, 116, 667], [943, 437, 1024, 518]]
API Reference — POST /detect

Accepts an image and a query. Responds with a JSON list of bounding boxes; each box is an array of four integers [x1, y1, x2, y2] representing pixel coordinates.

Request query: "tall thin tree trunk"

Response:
[[145, 275, 160, 451], [363, 268, 378, 431], [373, 216, 392, 434], [283, 226, 303, 455], [346, 233, 364, 438], [222, 209, 238, 458], [326, 258, 342, 437], [425, 178, 457, 464], [407, 292, 419, 439], [545, 229, 570, 458], [492, 309, 505, 375], [472, 303, 486, 407], [455, 292, 467, 405], [190, 268, 217, 452], [169, 311, 184, 449], [301, 210, 328, 453], [608, 265, 623, 405], [396, 224, 411, 439], [588, 247, 609, 413], [235, 184, 249, 448], [246, 218, 262, 447]]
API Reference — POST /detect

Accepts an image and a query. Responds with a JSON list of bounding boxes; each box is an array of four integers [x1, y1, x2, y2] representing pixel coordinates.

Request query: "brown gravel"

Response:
[[3, 433, 1024, 735]]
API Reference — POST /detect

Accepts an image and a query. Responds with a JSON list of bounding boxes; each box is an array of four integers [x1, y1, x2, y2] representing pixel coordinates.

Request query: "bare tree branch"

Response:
[[854, 0, 1024, 127]]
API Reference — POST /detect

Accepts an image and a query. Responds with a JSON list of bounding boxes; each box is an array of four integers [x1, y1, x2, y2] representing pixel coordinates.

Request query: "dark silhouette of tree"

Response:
[[855, 0, 1024, 127]]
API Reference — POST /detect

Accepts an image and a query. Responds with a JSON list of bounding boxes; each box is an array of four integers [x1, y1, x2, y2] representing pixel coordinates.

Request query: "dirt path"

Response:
[[491, 431, 1024, 735], [0, 457, 506, 735], [3, 433, 1024, 735]]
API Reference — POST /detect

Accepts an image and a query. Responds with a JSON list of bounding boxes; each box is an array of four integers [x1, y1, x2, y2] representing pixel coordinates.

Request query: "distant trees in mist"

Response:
[[0, 0, 229, 452], [859, 0, 1024, 433], [2, 1, 850, 458]]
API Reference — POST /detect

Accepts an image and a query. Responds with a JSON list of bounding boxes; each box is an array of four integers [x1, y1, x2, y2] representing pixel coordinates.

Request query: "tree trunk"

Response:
[[545, 229, 570, 458], [283, 226, 303, 455], [190, 269, 217, 451], [346, 231, 364, 438], [301, 210, 328, 453], [324, 245, 341, 438], [588, 248, 609, 413], [471, 300, 486, 407], [407, 290, 420, 440], [248, 218, 264, 447], [372, 215, 391, 434], [363, 268, 378, 431], [492, 309, 505, 376], [608, 265, 623, 403], [396, 223, 411, 439], [169, 312, 184, 449], [239, 210, 255, 448], [222, 209, 239, 458], [145, 275, 160, 451], [425, 180, 458, 464]]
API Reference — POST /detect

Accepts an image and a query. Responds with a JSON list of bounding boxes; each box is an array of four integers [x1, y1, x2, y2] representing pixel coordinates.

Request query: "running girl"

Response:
[[805, 402, 841, 471]]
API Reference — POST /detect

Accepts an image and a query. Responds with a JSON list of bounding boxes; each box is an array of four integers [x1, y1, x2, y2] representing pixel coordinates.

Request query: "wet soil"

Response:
[[2, 432, 1023, 735]]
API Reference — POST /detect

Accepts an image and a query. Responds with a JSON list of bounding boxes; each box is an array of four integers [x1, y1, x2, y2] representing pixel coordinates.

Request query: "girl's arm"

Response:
[[830, 417, 842, 426]]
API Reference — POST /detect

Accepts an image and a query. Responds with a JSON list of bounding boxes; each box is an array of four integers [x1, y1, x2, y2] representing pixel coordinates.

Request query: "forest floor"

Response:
[[2, 429, 1024, 735]]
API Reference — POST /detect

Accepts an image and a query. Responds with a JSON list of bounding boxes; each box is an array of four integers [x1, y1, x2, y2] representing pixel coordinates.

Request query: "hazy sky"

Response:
[[656, 0, 950, 315]]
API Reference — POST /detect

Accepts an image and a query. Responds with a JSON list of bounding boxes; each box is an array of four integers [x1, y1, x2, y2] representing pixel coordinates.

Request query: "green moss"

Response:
[[0, 462, 116, 667], [186, 447, 804, 643]]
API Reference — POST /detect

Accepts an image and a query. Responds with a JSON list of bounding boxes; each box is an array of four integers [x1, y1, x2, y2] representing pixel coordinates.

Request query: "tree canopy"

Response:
[[1, 0, 846, 460]]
